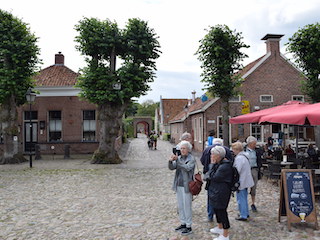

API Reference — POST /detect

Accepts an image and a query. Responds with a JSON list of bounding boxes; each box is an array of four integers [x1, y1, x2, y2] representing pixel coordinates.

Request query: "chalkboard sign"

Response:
[[279, 169, 318, 230]]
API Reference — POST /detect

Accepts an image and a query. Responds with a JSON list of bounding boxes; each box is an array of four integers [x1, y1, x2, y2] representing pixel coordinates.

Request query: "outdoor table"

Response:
[[280, 161, 296, 169], [280, 161, 294, 166]]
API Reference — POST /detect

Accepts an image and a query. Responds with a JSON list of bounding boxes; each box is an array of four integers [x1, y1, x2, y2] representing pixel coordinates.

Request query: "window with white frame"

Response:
[[229, 95, 241, 102], [289, 125, 306, 140], [49, 111, 62, 142], [193, 118, 198, 141], [260, 95, 273, 102], [251, 124, 262, 141], [217, 116, 232, 143], [292, 95, 304, 102], [217, 116, 223, 139], [199, 117, 203, 143], [83, 110, 96, 141]]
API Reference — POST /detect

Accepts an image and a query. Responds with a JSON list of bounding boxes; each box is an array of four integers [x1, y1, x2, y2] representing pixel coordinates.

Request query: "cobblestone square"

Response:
[[1, 136, 320, 240]]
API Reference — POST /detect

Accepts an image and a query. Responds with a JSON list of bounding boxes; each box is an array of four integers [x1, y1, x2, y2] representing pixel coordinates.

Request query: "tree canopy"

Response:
[[196, 24, 249, 146], [0, 9, 41, 105], [137, 100, 159, 116], [75, 17, 161, 105], [287, 22, 320, 103], [196, 24, 249, 101]]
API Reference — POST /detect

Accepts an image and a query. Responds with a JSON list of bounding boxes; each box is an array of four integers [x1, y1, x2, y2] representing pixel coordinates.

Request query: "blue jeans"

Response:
[[207, 194, 215, 220], [236, 188, 249, 219]]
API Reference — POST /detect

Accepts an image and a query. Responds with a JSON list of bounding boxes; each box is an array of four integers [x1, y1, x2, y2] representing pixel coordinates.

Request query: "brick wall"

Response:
[[0, 96, 123, 155]]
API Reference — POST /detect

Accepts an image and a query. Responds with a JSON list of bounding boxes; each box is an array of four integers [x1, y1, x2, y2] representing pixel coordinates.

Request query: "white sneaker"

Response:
[[210, 226, 223, 235], [213, 235, 229, 240]]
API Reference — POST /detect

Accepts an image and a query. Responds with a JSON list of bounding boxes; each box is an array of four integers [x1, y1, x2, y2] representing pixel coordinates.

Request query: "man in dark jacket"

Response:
[[200, 138, 233, 222]]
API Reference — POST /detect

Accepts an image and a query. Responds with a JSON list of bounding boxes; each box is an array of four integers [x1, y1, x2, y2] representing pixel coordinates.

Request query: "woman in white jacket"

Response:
[[232, 142, 254, 221]]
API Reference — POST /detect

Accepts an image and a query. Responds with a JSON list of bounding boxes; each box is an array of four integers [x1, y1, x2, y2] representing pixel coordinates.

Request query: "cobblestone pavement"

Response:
[[1, 134, 320, 240]]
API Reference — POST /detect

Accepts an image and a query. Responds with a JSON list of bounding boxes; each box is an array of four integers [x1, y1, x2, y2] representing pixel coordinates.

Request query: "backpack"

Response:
[[230, 166, 240, 193]]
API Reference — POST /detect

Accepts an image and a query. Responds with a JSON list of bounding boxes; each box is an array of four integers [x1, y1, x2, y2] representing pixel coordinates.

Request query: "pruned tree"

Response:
[[0, 9, 40, 164], [75, 17, 160, 164], [196, 24, 249, 146], [287, 22, 320, 146]]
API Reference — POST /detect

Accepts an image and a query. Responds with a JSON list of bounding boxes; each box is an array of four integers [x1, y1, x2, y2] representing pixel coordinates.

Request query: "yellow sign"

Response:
[[241, 100, 250, 114]]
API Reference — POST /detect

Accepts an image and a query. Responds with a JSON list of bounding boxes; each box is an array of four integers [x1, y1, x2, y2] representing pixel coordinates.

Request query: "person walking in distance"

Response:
[[232, 142, 254, 221], [245, 136, 262, 212]]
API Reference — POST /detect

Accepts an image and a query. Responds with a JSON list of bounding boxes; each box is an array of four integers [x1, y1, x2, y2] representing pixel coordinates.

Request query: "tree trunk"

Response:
[[221, 99, 230, 147], [315, 126, 320, 149], [0, 95, 26, 164], [91, 102, 127, 164]]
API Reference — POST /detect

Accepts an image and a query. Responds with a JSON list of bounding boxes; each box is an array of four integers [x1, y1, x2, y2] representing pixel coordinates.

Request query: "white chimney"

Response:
[[191, 90, 196, 103]]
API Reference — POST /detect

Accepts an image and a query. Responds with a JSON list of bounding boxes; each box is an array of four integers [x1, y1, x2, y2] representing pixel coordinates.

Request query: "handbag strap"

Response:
[[195, 158, 202, 174]]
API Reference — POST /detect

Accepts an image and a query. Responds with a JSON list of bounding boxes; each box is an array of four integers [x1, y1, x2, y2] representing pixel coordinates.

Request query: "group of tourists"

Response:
[[168, 132, 262, 239]]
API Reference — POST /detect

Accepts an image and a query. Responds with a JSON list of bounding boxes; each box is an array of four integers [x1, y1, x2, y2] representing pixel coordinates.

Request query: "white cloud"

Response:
[[1, 0, 320, 103]]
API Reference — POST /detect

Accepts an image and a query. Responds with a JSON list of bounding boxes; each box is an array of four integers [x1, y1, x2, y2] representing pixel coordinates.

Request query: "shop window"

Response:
[[83, 110, 96, 141], [49, 111, 62, 142]]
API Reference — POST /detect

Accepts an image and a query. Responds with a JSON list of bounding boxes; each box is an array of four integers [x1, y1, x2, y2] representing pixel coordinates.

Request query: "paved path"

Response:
[[0, 135, 320, 240]]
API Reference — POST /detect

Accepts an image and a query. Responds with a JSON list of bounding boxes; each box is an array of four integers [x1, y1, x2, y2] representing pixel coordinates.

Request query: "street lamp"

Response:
[[26, 88, 36, 168]]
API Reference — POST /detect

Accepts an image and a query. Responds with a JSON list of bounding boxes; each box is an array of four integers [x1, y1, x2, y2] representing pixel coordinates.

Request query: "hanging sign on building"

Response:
[[241, 100, 250, 114]]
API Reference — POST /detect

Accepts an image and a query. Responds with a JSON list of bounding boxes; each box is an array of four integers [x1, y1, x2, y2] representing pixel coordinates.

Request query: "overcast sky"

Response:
[[2, 0, 320, 103]]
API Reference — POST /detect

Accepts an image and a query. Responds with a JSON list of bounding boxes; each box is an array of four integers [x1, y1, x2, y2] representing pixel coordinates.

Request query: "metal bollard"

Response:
[[35, 144, 41, 160], [64, 144, 70, 159]]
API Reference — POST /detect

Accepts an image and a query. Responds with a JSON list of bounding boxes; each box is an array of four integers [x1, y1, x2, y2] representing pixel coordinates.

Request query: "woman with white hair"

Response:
[[204, 145, 233, 240], [232, 141, 254, 221], [169, 140, 195, 236]]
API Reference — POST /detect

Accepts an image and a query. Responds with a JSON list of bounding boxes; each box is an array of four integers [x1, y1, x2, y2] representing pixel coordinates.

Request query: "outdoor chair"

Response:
[[267, 163, 282, 184]]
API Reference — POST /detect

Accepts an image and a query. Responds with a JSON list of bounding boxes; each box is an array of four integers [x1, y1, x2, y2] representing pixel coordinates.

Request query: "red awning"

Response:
[[259, 102, 320, 126], [229, 101, 309, 124]]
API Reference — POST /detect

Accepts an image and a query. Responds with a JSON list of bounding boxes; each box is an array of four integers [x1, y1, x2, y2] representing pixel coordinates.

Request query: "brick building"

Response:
[[169, 34, 311, 152], [17, 52, 100, 155], [158, 96, 188, 136]]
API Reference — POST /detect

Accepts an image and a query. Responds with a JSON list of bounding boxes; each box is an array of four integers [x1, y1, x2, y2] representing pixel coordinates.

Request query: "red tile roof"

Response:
[[34, 65, 79, 87], [170, 97, 218, 122]]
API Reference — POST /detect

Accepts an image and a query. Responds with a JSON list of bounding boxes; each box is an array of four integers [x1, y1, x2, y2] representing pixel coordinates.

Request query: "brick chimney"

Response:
[[261, 34, 284, 55], [55, 52, 64, 65]]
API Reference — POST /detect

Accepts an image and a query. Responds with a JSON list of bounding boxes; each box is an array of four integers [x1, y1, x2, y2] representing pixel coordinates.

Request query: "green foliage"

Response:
[[75, 17, 161, 105], [125, 101, 139, 117], [286, 23, 320, 103], [123, 118, 134, 138], [0, 9, 41, 106], [162, 133, 171, 141], [74, 18, 123, 61], [122, 18, 161, 68], [137, 100, 159, 116], [196, 24, 249, 100]]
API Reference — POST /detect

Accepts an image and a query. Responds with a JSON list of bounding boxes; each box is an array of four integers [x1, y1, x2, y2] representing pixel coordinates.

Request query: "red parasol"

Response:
[[229, 101, 309, 124], [259, 102, 320, 126]]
